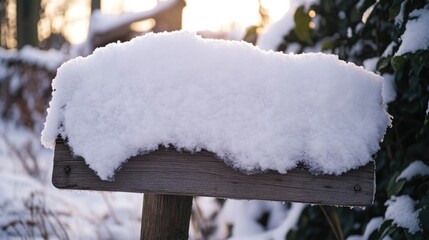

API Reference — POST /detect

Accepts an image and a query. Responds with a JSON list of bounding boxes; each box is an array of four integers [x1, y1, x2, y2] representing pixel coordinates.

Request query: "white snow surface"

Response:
[[396, 160, 429, 182], [395, 6, 429, 56], [385, 195, 421, 234], [41, 31, 391, 180]]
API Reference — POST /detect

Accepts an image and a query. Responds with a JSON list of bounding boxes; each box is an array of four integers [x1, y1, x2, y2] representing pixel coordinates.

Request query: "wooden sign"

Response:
[[52, 138, 375, 239], [53, 138, 374, 206]]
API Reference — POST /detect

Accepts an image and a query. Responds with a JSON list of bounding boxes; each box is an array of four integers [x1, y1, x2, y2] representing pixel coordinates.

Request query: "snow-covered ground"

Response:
[[0, 123, 142, 239]]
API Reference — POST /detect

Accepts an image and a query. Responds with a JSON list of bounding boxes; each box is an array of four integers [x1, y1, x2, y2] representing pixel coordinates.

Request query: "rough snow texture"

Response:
[[396, 160, 429, 182], [395, 7, 429, 56], [41, 31, 390, 180], [385, 195, 421, 234]]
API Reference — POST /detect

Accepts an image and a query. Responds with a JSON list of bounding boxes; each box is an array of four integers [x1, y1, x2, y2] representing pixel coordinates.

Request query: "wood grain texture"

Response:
[[141, 194, 192, 240], [52, 138, 375, 206]]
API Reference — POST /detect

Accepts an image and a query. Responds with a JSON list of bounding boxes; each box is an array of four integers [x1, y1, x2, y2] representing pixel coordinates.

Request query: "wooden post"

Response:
[[141, 194, 193, 240]]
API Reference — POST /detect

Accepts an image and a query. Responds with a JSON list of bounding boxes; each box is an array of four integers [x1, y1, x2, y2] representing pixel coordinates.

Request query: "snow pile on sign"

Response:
[[41, 31, 391, 181]]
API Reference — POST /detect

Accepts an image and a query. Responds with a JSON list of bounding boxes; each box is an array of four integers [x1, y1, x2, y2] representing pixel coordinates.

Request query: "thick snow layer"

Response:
[[395, 7, 429, 56], [41, 31, 390, 180], [396, 160, 429, 182], [385, 195, 421, 234]]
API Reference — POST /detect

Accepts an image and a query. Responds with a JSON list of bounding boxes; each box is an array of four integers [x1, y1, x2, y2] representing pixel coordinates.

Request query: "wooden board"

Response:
[[52, 138, 375, 207]]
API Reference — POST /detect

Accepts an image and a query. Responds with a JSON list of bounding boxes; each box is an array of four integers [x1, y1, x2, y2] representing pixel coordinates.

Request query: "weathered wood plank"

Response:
[[141, 194, 192, 240], [52, 138, 375, 206]]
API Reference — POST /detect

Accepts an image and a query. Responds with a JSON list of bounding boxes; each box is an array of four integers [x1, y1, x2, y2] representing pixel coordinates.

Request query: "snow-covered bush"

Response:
[[264, 0, 429, 239], [0, 47, 66, 131]]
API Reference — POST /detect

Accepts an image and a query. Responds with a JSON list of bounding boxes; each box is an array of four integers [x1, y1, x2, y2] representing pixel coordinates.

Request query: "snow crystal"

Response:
[[382, 74, 396, 104], [385, 195, 421, 234], [396, 160, 429, 182], [41, 31, 391, 180], [395, 7, 429, 56]]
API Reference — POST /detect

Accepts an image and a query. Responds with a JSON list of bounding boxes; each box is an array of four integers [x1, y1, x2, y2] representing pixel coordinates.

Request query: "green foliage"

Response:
[[275, 0, 429, 239], [293, 6, 312, 42]]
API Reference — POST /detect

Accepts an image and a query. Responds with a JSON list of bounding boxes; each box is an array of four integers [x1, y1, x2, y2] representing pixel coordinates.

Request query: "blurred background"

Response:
[[1, 0, 428, 239]]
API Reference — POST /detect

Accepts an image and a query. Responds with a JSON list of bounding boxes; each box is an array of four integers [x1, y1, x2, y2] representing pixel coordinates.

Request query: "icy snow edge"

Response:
[[41, 31, 391, 181]]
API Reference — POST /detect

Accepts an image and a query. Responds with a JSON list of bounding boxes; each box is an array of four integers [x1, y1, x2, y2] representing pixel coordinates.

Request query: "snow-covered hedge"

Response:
[[264, 0, 429, 239]]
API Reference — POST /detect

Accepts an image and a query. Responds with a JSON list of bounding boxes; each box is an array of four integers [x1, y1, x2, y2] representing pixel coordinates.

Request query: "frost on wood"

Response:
[[41, 31, 391, 180]]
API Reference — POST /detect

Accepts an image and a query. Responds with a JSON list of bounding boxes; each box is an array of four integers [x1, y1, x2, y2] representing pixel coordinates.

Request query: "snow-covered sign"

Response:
[[43, 31, 390, 206]]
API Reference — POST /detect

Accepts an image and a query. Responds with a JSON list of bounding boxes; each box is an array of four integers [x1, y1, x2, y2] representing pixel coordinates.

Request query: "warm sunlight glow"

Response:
[[262, 0, 290, 22], [63, 0, 291, 44], [183, 0, 260, 32], [63, 3, 91, 44], [130, 19, 156, 32]]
